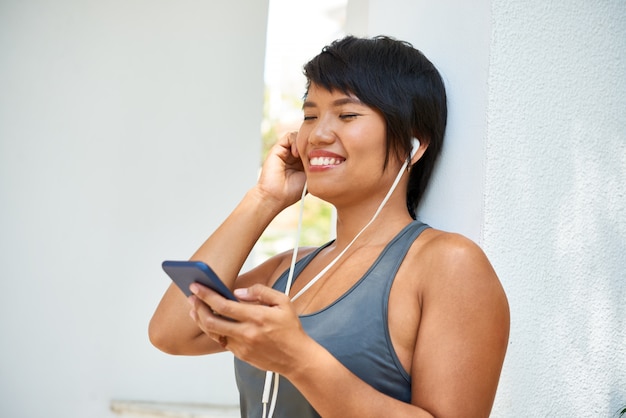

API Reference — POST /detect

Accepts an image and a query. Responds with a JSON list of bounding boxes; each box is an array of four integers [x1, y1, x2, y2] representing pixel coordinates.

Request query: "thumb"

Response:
[[234, 284, 289, 307]]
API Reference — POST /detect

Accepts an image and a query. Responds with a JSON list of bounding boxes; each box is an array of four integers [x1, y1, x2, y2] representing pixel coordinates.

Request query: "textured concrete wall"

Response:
[[485, 1, 626, 416], [356, 0, 626, 415]]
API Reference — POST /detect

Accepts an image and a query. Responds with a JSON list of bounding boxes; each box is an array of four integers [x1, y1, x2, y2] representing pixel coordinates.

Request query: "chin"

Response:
[[305, 182, 339, 204]]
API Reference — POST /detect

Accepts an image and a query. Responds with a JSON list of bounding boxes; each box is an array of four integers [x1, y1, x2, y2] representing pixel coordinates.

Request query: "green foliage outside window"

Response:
[[258, 88, 333, 260]]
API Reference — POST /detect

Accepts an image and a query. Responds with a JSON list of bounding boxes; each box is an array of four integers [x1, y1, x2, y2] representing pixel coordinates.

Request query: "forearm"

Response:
[[149, 186, 285, 355], [189, 186, 285, 286], [286, 343, 434, 418], [149, 288, 224, 355]]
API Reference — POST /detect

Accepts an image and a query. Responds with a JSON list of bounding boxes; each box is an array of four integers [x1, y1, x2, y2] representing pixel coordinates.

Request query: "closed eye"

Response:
[[339, 113, 359, 120]]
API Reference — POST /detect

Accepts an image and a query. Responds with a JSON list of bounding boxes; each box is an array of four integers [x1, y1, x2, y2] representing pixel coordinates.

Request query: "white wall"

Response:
[[0, 1, 268, 417], [347, 0, 492, 242], [354, 0, 626, 416]]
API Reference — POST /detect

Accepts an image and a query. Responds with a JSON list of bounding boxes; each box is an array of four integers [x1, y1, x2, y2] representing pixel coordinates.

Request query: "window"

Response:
[[255, 0, 348, 263]]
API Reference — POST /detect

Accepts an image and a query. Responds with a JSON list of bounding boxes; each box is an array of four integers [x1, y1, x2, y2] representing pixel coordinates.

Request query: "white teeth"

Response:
[[310, 157, 343, 166]]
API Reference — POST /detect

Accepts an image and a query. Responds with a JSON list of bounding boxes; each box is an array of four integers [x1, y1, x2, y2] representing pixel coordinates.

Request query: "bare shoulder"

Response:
[[409, 227, 510, 348], [419, 228, 489, 263], [415, 228, 504, 295], [407, 228, 510, 417]]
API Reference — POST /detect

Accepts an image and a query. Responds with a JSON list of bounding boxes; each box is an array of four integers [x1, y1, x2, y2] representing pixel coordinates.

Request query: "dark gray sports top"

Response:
[[234, 221, 429, 417]]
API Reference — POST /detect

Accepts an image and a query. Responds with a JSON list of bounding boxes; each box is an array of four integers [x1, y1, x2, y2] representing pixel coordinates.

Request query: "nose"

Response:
[[308, 115, 336, 146]]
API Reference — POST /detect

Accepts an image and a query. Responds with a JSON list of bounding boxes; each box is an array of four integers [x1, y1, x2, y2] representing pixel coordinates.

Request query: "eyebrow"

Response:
[[302, 96, 364, 109]]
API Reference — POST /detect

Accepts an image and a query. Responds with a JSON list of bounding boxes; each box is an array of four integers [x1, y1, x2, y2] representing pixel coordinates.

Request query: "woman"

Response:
[[149, 35, 509, 417]]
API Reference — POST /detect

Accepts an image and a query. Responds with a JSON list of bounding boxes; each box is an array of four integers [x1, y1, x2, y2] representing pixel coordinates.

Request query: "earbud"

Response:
[[410, 137, 421, 159]]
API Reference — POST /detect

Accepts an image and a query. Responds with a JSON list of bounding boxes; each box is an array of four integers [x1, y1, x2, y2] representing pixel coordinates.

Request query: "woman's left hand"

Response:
[[188, 283, 311, 375]]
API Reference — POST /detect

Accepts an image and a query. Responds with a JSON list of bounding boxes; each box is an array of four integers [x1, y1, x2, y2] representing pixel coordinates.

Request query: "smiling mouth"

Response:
[[309, 157, 345, 167]]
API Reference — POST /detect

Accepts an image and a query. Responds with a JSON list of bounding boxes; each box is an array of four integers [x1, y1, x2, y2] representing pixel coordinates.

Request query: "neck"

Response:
[[314, 158, 412, 249], [332, 192, 413, 249]]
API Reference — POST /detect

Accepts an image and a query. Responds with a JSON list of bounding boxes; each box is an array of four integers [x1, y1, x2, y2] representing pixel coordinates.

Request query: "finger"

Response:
[[289, 131, 299, 158], [271, 133, 301, 169], [191, 283, 292, 329], [188, 293, 240, 346], [276, 131, 292, 149], [188, 294, 217, 326], [234, 284, 290, 307], [189, 283, 239, 321], [189, 282, 229, 305], [206, 330, 227, 348]]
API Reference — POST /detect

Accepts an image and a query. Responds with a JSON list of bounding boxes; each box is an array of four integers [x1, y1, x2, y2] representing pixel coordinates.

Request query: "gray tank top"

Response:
[[234, 221, 429, 417]]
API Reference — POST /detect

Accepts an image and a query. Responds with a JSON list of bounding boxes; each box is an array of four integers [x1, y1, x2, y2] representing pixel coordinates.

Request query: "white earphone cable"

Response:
[[262, 181, 308, 418], [261, 139, 418, 417], [289, 157, 409, 302]]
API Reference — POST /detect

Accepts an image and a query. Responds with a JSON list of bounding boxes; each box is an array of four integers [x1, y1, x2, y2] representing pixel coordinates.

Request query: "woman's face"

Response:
[[296, 83, 403, 206]]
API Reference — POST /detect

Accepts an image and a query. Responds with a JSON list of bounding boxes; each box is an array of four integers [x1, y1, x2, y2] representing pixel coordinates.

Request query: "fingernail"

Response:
[[189, 283, 199, 294], [234, 288, 248, 297]]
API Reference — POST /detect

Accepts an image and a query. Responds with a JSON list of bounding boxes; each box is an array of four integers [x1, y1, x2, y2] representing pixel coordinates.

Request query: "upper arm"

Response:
[[411, 235, 510, 417], [149, 249, 308, 355], [235, 246, 316, 289]]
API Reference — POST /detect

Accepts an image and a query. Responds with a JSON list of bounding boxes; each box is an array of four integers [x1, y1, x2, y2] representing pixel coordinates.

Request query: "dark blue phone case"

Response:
[[162, 260, 238, 301]]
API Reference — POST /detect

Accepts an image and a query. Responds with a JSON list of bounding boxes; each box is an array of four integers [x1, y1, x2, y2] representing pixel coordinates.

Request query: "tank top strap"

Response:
[[272, 241, 330, 294], [274, 220, 429, 294], [369, 220, 430, 281]]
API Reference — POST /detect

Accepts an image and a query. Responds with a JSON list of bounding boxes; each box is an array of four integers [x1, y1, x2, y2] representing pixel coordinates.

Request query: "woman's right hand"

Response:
[[150, 132, 308, 356], [255, 131, 306, 209]]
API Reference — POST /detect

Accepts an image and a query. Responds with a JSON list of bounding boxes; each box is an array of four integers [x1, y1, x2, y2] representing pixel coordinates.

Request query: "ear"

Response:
[[409, 137, 428, 165]]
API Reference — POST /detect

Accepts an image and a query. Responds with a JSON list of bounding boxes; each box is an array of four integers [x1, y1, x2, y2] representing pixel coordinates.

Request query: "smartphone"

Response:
[[162, 260, 238, 301]]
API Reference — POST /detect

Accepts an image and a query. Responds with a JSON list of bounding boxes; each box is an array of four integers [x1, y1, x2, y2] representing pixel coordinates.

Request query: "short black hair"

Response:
[[303, 35, 447, 218]]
